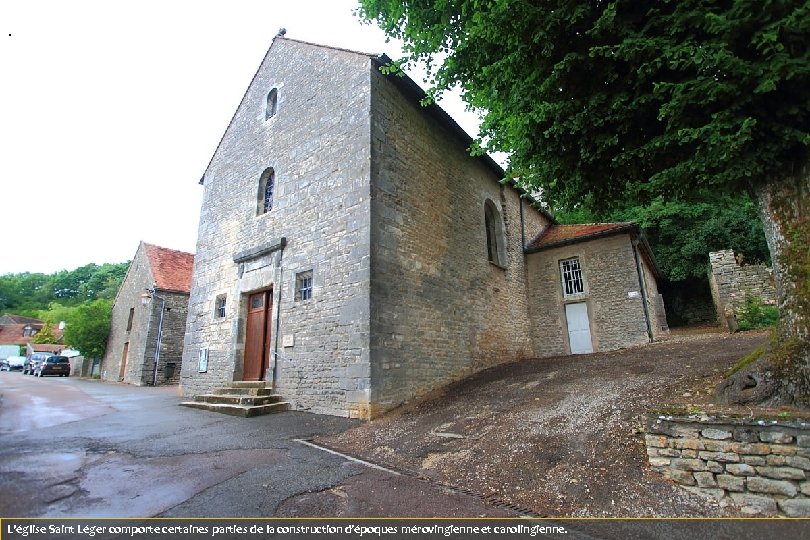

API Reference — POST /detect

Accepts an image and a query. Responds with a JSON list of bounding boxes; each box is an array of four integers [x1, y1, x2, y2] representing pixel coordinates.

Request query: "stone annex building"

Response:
[[102, 242, 194, 386], [179, 36, 668, 419]]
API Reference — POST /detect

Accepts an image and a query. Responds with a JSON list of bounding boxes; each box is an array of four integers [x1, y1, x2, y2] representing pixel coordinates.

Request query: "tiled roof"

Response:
[[0, 314, 43, 325], [143, 243, 195, 294], [526, 223, 637, 251], [28, 343, 64, 353], [0, 323, 64, 345]]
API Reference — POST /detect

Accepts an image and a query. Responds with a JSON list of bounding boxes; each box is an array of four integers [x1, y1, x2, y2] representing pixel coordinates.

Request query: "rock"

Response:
[[716, 474, 745, 492], [759, 431, 793, 444], [729, 493, 778, 516], [694, 471, 718, 488], [755, 466, 806, 481], [726, 464, 757, 476], [715, 360, 779, 406], [778, 499, 810, 518], [701, 428, 732, 440], [746, 477, 798, 497]]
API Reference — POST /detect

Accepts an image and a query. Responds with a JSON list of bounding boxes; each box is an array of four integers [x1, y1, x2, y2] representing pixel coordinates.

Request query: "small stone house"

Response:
[[101, 242, 194, 386], [180, 36, 667, 418]]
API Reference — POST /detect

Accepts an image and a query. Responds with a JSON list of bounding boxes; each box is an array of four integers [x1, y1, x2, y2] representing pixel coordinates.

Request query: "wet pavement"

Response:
[[0, 372, 518, 518]]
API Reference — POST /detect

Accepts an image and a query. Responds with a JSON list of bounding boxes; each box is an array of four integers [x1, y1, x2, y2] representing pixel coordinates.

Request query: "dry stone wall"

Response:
[[708, 249, 775, 329], [644, 413, 810, 517]]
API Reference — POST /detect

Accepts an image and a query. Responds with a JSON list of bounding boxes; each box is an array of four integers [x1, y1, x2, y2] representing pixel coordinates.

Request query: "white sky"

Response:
[[1, 0, 481, 275]]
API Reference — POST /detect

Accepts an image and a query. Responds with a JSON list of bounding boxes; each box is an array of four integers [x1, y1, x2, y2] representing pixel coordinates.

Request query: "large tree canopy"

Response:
[[359, 0, 810, 405], [360, 1, 808, 207]]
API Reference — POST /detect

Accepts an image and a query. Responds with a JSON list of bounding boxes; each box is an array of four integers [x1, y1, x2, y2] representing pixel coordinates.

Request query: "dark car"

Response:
[[34, 355, 71, 377]]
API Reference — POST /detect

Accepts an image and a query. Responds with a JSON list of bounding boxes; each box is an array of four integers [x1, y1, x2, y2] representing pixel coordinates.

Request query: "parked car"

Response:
[[23, 352, 50, 375], [34, 355, 71, 377], [0, 355, 26, 371]]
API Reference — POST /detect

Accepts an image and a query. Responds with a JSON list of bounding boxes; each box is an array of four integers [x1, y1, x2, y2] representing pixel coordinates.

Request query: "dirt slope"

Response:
[[319, 330, 773, 517]]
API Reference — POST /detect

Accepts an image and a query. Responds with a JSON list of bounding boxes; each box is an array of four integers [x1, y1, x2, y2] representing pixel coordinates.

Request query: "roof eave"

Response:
[[524, 224, 639, 254]]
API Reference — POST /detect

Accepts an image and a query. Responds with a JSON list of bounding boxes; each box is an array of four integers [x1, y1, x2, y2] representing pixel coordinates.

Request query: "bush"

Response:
[[737, 296, 779, 331]]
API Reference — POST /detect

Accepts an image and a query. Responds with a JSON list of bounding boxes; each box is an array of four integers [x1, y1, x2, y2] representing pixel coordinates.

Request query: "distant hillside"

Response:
[[0, 262, 130, 316]]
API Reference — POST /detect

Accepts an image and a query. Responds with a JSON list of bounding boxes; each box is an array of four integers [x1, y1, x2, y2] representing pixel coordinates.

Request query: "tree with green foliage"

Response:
[[0, 261, 128, 315], [30, 322, 59, 344], [557, 193, 770, 282], [358, 1, 810, 405], [62, 299, 112, 360]]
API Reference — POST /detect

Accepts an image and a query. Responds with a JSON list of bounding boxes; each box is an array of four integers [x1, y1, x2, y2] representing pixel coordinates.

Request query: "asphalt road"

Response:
[[0, 372, 516, 518]]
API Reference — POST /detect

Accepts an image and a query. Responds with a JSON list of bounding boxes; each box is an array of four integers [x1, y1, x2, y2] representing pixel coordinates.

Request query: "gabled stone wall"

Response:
[[644, 413, 810, 517]]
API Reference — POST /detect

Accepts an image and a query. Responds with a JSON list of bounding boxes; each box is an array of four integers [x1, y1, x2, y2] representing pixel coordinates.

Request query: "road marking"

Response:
[[293, 439, 401, 475]]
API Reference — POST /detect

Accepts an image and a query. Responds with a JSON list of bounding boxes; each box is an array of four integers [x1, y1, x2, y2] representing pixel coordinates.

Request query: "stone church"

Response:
[[179, 36, 668, 419]]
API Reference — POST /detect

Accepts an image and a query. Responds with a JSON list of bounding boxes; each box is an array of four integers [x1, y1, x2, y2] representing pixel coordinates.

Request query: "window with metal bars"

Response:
[[560, 257, 585, 296], [214, 295, 226, 318], [295, 271, 313, 301]]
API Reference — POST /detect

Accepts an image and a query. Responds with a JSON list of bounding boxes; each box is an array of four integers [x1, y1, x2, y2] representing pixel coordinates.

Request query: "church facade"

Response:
[[179, 37, 667, 419]]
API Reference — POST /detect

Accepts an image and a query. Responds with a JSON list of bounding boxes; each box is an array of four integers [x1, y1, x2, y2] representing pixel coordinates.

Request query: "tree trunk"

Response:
[[751, 160, 810, 407]]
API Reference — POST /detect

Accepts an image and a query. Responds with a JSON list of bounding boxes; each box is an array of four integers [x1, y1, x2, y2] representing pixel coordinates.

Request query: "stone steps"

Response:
[[180, 381, 289, 418]]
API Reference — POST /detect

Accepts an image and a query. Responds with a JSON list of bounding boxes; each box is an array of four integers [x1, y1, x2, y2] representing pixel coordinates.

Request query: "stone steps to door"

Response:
[[180, 400, 289, 418], [180, 381, 289, 418]]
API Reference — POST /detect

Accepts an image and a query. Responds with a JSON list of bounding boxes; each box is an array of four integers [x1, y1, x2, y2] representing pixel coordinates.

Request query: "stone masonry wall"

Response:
[[368, 67, 551, 414], [141, 290, 189, 385], [644, 414, 810, 517], [708, 249, 776, 328], [525, 234, 653, 356], [102, 245, 153, 384], [180, 39, 373, 417], [102, 245, 190, 386]]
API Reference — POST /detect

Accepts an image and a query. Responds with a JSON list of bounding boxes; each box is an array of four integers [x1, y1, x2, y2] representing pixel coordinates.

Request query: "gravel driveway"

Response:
[[319, 329, 773, 517]]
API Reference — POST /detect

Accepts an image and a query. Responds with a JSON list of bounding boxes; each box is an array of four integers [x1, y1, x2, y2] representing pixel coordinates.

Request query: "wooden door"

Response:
[[244, 290, 273, 381], [119, 342, 129, 380], [565, 302, 593, 354]]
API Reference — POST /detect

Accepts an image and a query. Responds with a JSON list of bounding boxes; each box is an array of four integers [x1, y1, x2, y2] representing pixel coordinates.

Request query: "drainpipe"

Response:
[[271, 238, 287, 390], [151, 294, 166, 386], [519, 196, 526, 250], [632, 238, 654, 342]]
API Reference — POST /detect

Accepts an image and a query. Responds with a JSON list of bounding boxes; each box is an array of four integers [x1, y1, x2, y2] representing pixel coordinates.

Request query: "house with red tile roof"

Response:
[[100, 242, 194, 386], [179, 36, 667, 419], [0, 315, 64, 347]]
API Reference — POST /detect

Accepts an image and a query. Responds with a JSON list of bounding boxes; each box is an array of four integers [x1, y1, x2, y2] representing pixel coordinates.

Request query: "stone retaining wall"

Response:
[[708, 249, 775, 329], [644, 413, 810, 517]]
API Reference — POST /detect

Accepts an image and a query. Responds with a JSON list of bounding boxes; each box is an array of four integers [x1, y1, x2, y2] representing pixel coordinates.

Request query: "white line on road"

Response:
[[293, 438, 401, 475]]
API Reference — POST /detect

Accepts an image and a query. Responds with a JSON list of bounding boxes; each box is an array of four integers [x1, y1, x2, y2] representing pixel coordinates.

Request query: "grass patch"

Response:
[[725, 341, 769, 377]]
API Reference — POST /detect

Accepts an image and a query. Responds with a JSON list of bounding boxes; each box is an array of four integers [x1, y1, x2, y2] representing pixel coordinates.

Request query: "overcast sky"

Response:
[[1, 0, 480, 275]]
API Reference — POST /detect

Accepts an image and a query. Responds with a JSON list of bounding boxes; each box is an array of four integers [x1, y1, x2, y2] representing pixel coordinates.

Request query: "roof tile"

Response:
[[143, 244, 195, 293], [526, 223, 636, 251]]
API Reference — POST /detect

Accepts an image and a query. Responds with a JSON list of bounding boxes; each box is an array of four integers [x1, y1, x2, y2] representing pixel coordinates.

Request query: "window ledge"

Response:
[[489, 261, 508, 271], [563, 293, 588, 301]]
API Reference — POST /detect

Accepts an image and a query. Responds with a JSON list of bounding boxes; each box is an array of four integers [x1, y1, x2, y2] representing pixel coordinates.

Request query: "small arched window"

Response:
[[265, 88, 278, 120], [484, 199, 507, 267], [257, 168, 275, 215]]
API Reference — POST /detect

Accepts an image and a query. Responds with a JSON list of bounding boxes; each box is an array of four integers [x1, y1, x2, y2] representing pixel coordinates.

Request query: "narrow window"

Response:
[[265, 88, 278, 120], [560, 257, 585, 297], [126, 308, 135, 331], [295, 271, 313, 302], [257, 168, 275, 215], [214, 295, 227, 318], [484, 199, 507, 267]]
